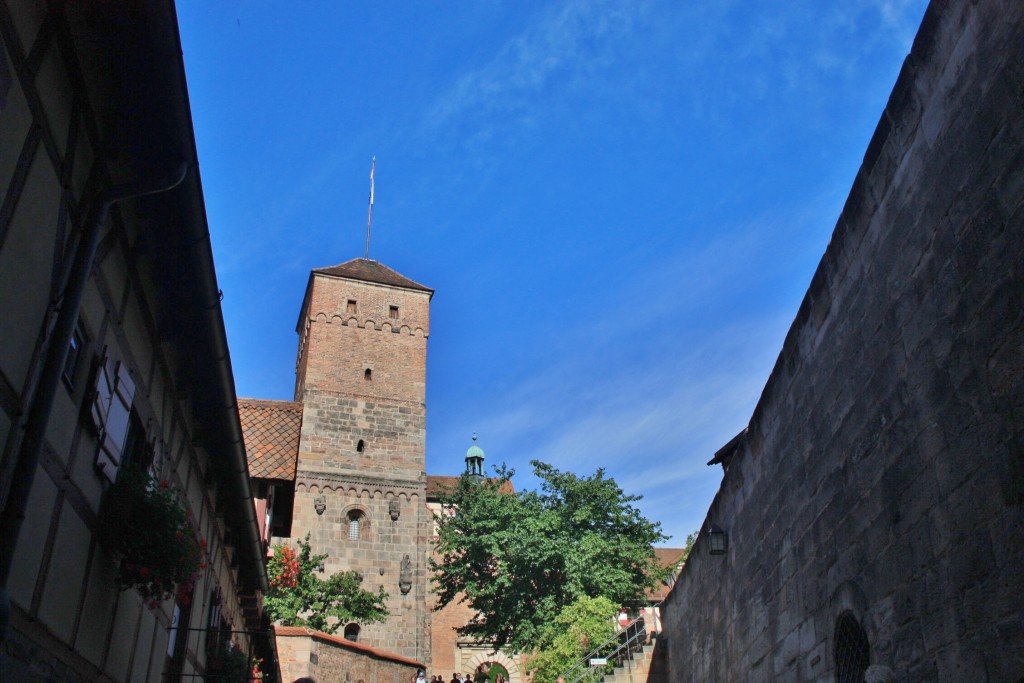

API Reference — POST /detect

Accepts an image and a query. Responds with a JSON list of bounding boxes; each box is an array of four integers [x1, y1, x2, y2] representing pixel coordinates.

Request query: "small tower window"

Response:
[[347, 511, 365, 540], [364, 368, 372, 381], [389, 305, 399, 319], [347, 300, 357, 314], [344, 623, 360, 642], [356, 439, 365, 453]]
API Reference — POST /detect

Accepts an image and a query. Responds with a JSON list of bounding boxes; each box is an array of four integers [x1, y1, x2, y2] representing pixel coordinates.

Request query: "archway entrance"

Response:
[[473, 662, 509, 683]]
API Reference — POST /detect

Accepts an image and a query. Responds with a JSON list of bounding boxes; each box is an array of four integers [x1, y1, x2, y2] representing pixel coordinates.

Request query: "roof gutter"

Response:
[[162, 0, 269, 596], [184, 180, 270, 595]]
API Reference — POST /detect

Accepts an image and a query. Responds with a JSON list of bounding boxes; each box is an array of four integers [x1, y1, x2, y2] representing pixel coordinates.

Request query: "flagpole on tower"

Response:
[[365, 156, 375, 260]]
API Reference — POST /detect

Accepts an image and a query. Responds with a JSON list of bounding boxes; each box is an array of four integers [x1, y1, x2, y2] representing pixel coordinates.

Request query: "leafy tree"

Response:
[[527, 596, 619, 683], [266, 534, 388, 634], [430, 461, 667, 653], [676, 531, 698, 568]]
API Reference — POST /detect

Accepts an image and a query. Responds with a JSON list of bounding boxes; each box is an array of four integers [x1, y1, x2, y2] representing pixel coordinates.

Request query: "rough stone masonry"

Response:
[[661, 0, 1024, 681]]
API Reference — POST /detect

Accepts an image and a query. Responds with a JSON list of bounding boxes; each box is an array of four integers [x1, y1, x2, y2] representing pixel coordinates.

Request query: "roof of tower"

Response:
[[238, 398, 302, 480], [313, 258, 433, 294], [466, 433, 485, 459]]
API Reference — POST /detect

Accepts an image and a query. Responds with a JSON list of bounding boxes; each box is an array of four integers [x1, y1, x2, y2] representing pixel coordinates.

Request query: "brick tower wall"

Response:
[[292, 271, 433, 664]]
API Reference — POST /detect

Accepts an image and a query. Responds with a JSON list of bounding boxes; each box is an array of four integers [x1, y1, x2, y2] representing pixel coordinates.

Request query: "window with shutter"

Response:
[[92, 351, 137, 483]]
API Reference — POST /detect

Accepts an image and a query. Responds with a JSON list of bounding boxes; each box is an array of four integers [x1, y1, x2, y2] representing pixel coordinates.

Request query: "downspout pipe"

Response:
[[0, 161, 189, 643]]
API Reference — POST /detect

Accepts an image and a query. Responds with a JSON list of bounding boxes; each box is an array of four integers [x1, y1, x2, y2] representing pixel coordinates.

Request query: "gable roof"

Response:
[[239, 399, 302, 480], [426, 474, 515, 499], [648, 547, 688, 601], [314, 258, 433, 294]]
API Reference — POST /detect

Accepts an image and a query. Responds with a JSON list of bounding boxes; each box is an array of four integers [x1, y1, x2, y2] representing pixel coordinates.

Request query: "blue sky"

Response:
[[177, 0, 929, 545]]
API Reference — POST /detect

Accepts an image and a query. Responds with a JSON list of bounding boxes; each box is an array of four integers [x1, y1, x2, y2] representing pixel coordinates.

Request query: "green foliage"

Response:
[[486, 663, 510, 683], [265, 534, 389, 634], [204, 644, 250, 683], [430, 461, 667, 653], [96, 465, 205, 605], [527, 596, 619, 683], [679, 531, 698, 566]]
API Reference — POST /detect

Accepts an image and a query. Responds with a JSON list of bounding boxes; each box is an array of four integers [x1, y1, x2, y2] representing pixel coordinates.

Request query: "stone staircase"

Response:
[[599, 636, 667, 683]]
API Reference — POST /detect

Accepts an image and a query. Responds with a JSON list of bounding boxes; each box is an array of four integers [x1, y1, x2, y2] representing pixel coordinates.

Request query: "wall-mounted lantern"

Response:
[[708, 524, 728, 555]]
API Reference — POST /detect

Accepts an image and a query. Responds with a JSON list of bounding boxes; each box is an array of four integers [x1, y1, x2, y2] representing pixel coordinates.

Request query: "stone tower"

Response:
[[290, 257, 433, 662]]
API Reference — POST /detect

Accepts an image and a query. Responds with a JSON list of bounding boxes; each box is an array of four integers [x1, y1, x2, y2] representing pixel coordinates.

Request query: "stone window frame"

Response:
[[343, 504, 371, 542]]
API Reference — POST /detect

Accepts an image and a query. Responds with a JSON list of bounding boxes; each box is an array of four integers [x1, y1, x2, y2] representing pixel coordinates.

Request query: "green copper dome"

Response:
[[466, 433, 485, 459]]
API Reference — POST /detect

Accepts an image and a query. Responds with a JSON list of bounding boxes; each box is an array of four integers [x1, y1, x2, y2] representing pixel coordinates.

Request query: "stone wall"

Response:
[[296, 275, 430, 415], [298, 389, 426, 479], [661, 1, 1024, 681], [289, 478, 431, 660], [276, 626, 424, 683]]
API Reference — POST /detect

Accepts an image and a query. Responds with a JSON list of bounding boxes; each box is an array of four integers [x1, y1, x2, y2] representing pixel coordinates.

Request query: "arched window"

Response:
[[344, 623, 360, 642], [356, 439, 365, 453], [364, 368, 372, 380], [348, 511, 364, 540], [834, 611, 870, 683]]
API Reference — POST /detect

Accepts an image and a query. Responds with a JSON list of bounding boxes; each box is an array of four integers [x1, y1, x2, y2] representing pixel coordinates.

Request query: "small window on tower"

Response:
[[347, 511, 365, 540], [389, 305, 399, 319], [364, 368, 372, 381], [356, 439, 365, 453], [347, 300, 357, 314]]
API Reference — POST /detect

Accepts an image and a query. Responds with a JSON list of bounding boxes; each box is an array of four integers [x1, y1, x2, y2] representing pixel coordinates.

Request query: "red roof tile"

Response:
[[314, 258, 433, 294], [426, 474, 515, 499], [239, 399, 302, 481], [274, 626, 425, 668], [648, 547, 687, 601]]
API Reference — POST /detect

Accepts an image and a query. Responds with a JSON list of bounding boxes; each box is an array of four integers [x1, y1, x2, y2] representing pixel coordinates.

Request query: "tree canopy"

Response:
[[430, 461, 667, 653], [266, 534, 388, 634], [527, 596, 619, 683]]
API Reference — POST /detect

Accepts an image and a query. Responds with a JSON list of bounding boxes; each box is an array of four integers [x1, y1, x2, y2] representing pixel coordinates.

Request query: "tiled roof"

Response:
[[314, 258, 433, 293], [238, 399, 302, 481], [648, 547, 688, 601], [274, 626, 426, 668], [426, 474, 515, 499]]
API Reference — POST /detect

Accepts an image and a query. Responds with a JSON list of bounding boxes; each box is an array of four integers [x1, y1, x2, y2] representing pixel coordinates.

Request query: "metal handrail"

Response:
[[559, 616, 648, 683]]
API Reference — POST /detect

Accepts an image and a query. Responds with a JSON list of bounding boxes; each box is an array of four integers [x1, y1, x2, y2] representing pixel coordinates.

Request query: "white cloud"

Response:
[[422, 0, 650, 147]]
